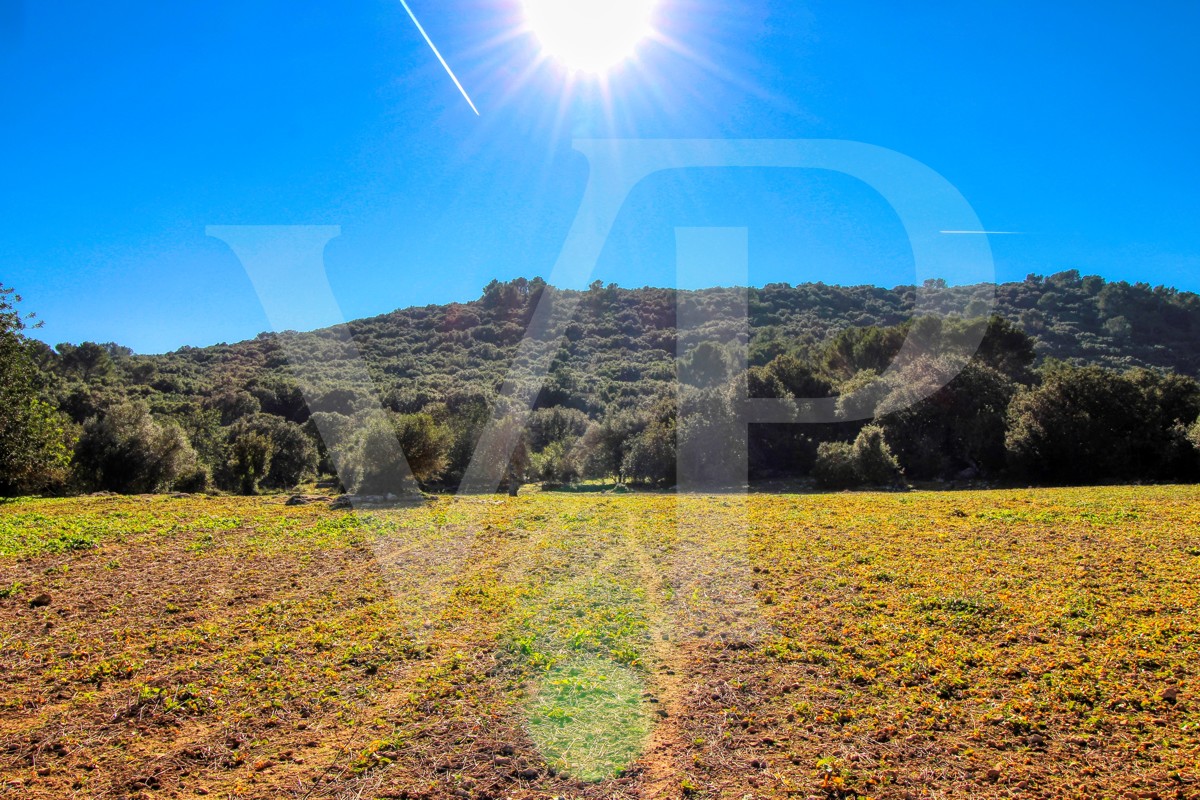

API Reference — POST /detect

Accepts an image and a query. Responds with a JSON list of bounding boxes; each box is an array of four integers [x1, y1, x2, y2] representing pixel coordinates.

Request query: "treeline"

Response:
[[4, 272, 1200, 497]]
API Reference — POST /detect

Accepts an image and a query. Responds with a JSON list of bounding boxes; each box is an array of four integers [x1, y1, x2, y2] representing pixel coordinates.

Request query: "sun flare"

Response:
[[523, 0, 660, 74]]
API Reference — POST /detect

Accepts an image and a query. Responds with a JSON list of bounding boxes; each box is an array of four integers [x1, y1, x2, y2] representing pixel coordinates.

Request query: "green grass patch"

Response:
[[525, 653, 653, 782]]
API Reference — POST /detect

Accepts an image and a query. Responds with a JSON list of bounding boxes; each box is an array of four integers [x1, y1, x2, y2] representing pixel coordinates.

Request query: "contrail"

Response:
[[398, 0, 480, 116], [940, 230, 1023, 235]]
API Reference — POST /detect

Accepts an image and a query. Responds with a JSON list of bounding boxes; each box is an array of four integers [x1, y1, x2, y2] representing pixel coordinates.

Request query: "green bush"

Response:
[[74, 402, 197, 494], [813, 425, 902, 489], [531, 439, 580, 485], [812, 441, 859, 489], [172, 464, 211, 493], [851, 425, 903, 486]]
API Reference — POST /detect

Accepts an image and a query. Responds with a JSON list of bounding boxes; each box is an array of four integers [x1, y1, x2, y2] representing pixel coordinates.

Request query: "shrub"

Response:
[[813, 425, 903, 489], [74, 402, 197, 493], [851, 425, 904, 486], [172, 464, 211, 493], [531, 439, 581, 484], [812, 441, 859, 489]]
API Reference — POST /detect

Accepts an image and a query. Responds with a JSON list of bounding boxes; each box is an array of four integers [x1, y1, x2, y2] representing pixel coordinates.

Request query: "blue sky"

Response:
[[2, 1, 1198, 353]]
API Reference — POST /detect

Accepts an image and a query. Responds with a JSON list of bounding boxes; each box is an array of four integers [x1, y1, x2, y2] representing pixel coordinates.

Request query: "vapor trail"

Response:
[[398, 0, 480, 116]]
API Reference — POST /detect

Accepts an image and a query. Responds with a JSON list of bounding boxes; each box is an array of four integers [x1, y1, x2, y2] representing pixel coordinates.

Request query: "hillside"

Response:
[[14, 269, 1200, 496], [115, 270, 1200, 411]]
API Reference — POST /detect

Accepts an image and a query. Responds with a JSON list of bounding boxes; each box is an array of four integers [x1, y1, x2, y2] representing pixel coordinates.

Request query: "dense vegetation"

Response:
[[5, 270, 1200, 496]]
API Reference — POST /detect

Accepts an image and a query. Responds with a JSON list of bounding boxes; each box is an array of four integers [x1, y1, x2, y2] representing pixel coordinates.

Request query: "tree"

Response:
[[528, 406, 590, 452], [526, 406, 591, 485], [56, 341, 115, 383], [496, 415, 531, 496], [574, 409, 648, 482], [306, 411, 356, 476], [821, 325, 906, 380], [223, 414, 317, 492], [676, 384, 745, 488], [74, 402, 197, 493], [206, 388, 261, 426], [530, 438, 580, 484], [1005, 364, 1200, 484], [879, 360, 1017, 480], [0, 285, 74, 495], [342, 412, 449, 494], [970, 316, 1037, 383], [392, 412, 451, 485], [622, 421, 675, 485], [227, 429, 273, 495], [747, 354, 828, 479]]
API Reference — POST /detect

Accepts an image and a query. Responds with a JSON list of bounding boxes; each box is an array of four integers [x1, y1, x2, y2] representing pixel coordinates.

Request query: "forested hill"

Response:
[[132, 269, 1198, 400], [9, 268, 1200, 497]]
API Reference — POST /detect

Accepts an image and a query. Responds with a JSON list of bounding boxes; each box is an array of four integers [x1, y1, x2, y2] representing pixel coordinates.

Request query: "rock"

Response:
[[29, 594, 51, 609], [1162, 686, 1179, 703], [517, 767, 539, 780], [986, 768, 1001, 782], [330, 492, 429, 509], [285, 495, 328, 507]]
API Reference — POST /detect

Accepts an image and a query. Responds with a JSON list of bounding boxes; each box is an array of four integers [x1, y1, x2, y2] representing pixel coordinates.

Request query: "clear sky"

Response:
[[2, 1, 1198, 353]]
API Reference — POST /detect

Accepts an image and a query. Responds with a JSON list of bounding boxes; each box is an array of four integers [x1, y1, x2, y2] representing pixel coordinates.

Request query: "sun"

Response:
[[523, 0, 660, 74]]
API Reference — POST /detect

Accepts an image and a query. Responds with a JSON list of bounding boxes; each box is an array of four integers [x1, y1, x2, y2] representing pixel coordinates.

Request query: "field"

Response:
[[1, 487, 1198, 800]]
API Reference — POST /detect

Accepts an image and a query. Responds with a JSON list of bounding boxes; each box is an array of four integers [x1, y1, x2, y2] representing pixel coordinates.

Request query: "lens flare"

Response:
[[523, 0, 660, 73]]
